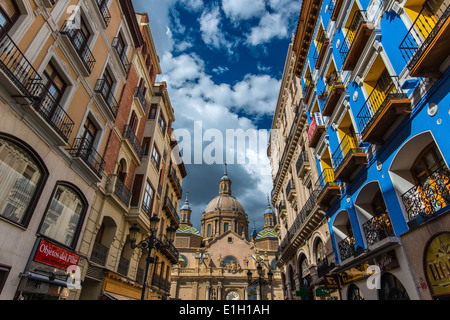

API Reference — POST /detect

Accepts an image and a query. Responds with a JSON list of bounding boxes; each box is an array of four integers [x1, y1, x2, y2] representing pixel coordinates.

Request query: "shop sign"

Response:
[[315, 286, 336, 297], [424, 233, 450, 298], [339, 250, 399, 285], [324, 274, 340, 289], [34, 239, 79, 270]]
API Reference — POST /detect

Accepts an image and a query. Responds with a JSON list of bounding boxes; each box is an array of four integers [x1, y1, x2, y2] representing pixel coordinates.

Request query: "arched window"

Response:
[[347, 283, 364, 300], [379, 272, 410, 300], [0, 134, 48, 227], [411, 143, 445, 185], [39, 182, 87, 248]]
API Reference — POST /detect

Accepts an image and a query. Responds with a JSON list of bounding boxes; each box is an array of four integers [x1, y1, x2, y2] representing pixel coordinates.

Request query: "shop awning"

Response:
[[101, 291, 136, 300]]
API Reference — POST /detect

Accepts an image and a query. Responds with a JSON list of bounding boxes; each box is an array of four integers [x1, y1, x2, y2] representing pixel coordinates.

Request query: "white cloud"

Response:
[[246, 12, 287, 46], [198, 6, 235, 53], [221, 0, 266, 21]]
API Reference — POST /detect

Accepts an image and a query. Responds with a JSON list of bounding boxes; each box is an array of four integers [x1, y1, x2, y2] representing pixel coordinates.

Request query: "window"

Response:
[[41, 62, 67, 113], [207, 224, 211, 236], [151, 146, 160, 170], [0, 265, 11, 295], [148, 104, 157, 120], [0, 135, 47, 226], [142, 137, 151, 156], [158, 113, 166, 135], [70, 16, 90, 51], [129, 111, 138, 133], [142, 180, 154, 215], [39, 183, 87, 248], [80, 117, 97, 150], [411, 143, 445, 185], [224, 223, 229, 232]]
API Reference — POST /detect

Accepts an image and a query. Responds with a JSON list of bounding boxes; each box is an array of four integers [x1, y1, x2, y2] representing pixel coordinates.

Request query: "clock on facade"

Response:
[[225, 291, 240, 300]]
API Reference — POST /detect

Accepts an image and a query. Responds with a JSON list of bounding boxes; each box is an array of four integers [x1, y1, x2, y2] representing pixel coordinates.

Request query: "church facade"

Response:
[[170, 167, 283, 300]]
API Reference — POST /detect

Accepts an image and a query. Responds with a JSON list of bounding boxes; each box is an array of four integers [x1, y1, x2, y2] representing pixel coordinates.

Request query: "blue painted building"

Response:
[[293, 0, 450, 300]]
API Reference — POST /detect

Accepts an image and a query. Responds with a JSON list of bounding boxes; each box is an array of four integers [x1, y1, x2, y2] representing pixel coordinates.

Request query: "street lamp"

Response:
[[129, 217, 177, 300], [247, 260, 273, 300]]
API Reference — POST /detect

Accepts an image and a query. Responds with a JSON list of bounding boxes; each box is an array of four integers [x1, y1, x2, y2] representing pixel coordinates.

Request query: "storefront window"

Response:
[[39, 183, 86, 248], [0, 136, 46, 226]]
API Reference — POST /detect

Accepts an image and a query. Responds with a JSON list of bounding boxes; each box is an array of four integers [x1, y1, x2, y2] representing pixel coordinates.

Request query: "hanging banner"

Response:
[[247, 286, 257, 300]]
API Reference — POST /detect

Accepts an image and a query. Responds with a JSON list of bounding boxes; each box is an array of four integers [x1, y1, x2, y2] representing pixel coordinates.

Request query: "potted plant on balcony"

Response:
[[318, 90, 328, 101]]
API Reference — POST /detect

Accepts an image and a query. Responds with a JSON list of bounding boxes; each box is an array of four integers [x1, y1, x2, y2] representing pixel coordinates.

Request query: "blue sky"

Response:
[[132, 0, 301, 234]]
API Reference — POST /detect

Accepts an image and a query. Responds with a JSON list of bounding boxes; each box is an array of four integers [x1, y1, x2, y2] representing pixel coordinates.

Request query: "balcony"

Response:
[[134, 87, 148, 113], [338, 236, 355, 261], [60, 20, 96, 76], [296, 151, 310, 179], [91, 241, 109, 266], [0, 25, 42, 103], [113, 176, 132, 207], [330, 0, 344, 21], [123, 124, 144, 160], [27, 84, 75, 144], [321, 71, 345, 117], [401, 165, 450, 222], [332, 133, 367, 183], [315, 168, 340, 208], [66, 137, 105, 179], [117, 257, 130, 276], [362, 209, 395, 247], [276, 191, 321, 264], [303, 75, 315, 103], [307, 116, 326, 148], [285, 180, 296, 202], [313, 34, 330, 69], [278, 200, 287, 219], [399, 0, 450, 78], [94, 0, 111, 28], [163, 196, 180, 227], [339, 10, 374, 71], [168, 163, 183, 199], [357, 76, 411, 145], [161, 235, 180, 264], [94, 79, 119, 118], [112, 37, 130, 74]]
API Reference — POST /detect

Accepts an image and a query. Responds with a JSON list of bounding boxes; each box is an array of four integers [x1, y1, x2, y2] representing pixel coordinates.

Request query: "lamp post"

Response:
[[247, 260, 273, 300], [128, 216, 177, 300]]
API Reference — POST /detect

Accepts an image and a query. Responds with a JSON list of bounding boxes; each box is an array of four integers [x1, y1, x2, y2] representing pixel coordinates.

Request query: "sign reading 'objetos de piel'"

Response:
[[34, 239, 79, 270]]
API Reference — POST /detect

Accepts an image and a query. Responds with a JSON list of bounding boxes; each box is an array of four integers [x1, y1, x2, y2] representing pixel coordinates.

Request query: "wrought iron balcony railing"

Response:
[[401, 165, 450, 221], [0, 25, 42, 99], [123, 124, 144, 159], [332, 133, 364, 173], [117, 256, 130, 276], [66, 137, 105, 177], [94, 78, 119, 117], [313, 33, 329, 68], [60, 20, 96, 74], [112, 37, 130, 73], [338, 236, 355, 261], [134, 86, 148, 112], [169, 164, 183, 198], [356, 76, 408, 138], [95, 0, 112, 27], [33, 84, 75, 142], [399, 0, 450, 72], [339, 10, 372, 69], [163, 195, 180, 223], [91, 241, 109, 266], [315, 168, 338, 196], [295, 151, 309, 174], [362, 209, 395, 247], [114, 176, 131, 207]]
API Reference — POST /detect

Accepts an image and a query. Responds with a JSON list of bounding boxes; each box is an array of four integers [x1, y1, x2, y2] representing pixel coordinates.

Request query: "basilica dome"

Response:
[[204, 195, 245, 215]]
